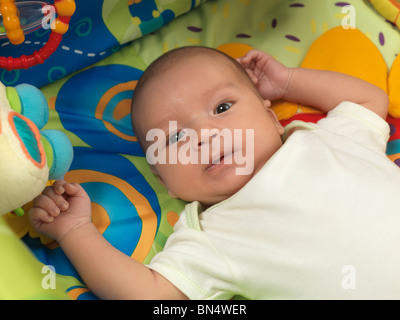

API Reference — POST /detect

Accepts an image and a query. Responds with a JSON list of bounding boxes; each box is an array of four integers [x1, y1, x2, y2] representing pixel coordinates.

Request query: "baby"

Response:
[[29, 46, 400, 299]]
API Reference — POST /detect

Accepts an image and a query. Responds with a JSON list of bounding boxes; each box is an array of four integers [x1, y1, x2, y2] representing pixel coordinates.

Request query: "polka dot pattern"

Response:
[[379, 32, 385, 46], [180, 0, 399, 70], [285, 35, 301, 42], [335, 2, 351, 7]]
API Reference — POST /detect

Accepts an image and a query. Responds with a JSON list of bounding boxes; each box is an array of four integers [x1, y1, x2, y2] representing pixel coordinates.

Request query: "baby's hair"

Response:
[[131, 46, 258, 150]]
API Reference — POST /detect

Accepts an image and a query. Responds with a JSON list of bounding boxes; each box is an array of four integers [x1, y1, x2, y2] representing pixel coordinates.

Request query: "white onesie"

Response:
[[148, 101, 400, 299]]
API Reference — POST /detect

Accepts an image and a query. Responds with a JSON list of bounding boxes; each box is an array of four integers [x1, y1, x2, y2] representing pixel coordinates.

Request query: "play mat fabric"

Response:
[[1, 0, 400, 299]]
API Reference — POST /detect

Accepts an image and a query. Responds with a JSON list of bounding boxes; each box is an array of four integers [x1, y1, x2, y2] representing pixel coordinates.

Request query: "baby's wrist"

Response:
[[57, 222, 94, 244], [282, 67, 294, 100]]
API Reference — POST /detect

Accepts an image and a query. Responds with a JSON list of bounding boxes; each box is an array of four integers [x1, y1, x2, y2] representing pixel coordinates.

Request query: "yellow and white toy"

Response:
[[0, 81, 73, 215], [0, 80, 73, 299]]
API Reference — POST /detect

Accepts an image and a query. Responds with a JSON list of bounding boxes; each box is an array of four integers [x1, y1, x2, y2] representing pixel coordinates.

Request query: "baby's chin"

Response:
[[200, 172, 256, 209]]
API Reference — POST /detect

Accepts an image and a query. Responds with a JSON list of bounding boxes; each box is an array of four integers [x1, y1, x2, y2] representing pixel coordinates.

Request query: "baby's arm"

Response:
[[29, 181, 186, 300], [239, 49, 389, 119]]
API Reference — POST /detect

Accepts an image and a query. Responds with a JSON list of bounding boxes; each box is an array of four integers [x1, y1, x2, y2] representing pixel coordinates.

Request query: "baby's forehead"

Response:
[[133, 51, 253, 139]]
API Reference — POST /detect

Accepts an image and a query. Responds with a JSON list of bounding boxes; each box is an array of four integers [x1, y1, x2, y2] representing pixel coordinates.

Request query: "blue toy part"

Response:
[[12, 83, 73, 180], [41, 130, 74, 180], [15, 83, 49, 130]]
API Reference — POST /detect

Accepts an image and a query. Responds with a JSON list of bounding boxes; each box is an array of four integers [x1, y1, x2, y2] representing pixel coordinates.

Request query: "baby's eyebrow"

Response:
[[203, 81, 238, 98]]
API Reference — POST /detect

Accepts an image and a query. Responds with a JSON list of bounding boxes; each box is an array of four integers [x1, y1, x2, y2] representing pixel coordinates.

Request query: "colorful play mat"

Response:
[[1, 0, 400, 299]]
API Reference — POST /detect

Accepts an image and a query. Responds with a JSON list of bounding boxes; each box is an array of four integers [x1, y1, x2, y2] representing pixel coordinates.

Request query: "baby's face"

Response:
[[136, 54, 284, 206]]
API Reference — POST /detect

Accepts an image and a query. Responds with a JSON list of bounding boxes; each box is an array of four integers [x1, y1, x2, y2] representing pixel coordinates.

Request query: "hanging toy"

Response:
[[0, 0, 76, 70]]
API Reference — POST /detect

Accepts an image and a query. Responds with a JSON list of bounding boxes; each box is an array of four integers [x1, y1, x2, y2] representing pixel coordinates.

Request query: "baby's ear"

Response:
[[265, 101, 285, 136], [263, 99, 272, 109], [150, 166, 178, 199]]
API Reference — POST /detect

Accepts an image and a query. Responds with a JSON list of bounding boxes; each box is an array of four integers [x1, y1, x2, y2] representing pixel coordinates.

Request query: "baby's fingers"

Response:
[[32, 194, 61, 218], [237, 55, 254, 69], [244, 68, 259, 85], [30, 195, 62, 226], [53, 180, 68, 195], [53, 180, 87, 199], [42, 185, 69, 212], [29, 206, 55, 224]]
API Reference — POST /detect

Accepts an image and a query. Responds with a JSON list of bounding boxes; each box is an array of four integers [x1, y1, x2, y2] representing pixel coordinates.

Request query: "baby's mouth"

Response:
[[206, 152, 234, 172]]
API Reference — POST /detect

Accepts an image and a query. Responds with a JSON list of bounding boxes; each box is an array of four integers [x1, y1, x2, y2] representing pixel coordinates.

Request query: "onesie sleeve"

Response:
[[147, 202, 238, 300], [317, 101, 390, 154]]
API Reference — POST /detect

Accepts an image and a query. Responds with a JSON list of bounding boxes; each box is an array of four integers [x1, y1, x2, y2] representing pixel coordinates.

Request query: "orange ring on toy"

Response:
[[0, 0, 24, 45], [0, 0, 76, 71], [8, 111, 46, 169]]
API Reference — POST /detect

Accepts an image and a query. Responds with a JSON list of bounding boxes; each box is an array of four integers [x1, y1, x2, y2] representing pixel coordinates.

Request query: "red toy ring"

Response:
[[0, 0, 76, 71]]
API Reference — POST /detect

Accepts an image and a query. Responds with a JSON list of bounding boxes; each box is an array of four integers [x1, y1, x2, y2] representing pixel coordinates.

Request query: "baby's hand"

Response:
[[237, 49, 292, 101], [29, 180, 92, 242]]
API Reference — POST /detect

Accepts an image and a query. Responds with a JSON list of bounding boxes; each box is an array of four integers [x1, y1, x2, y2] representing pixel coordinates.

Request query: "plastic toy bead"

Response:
[[55, 0, 76, 17], [0, 0, 76, 70], [0, 0, 25, 44], [53, 18, 69, 34]]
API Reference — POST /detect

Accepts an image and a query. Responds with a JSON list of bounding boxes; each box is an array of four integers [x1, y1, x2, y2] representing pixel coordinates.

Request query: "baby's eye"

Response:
[[169, 131, 185, 144], [215, 102, 232, 114]]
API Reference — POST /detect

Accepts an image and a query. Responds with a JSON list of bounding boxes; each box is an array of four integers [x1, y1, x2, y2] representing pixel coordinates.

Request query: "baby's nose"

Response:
[[197, 131, 218, 147]]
